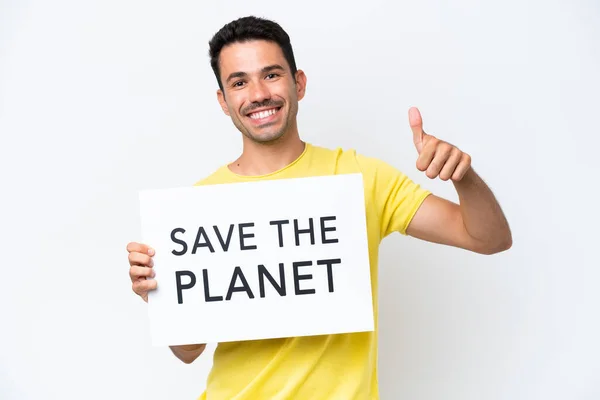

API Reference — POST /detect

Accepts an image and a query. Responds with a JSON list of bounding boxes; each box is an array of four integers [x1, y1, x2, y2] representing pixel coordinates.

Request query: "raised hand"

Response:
[[409, 107, 471, 182]]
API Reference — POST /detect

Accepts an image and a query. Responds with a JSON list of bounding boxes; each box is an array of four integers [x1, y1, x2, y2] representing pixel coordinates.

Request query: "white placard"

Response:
[[139, 173, 374, 346]]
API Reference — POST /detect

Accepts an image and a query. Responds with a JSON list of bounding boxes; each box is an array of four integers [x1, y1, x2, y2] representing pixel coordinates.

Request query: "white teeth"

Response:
[[250, 108, 277, 119]]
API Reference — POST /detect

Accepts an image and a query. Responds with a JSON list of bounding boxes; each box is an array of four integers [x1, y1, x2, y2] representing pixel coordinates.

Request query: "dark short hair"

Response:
[[208, 16, 298, 91]]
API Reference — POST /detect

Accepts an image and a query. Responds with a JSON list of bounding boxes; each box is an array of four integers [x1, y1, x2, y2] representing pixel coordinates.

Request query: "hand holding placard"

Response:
[[127, 242, 157, 302]]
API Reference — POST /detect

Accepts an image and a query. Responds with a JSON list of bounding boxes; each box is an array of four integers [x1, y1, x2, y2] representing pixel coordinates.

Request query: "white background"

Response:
[[0, 0, 598, 399]]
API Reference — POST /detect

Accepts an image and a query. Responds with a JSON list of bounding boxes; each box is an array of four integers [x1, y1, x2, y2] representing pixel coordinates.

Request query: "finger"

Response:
[[129, 265, 155, 281], [409, 107, 425, 153], [452, 153, 472, 181], [426, 143, 453, 179], [416, 136, 438, 172], [133, 278, 158, 296], [126, 242, 155, 256], [439, 148, 463, 181], [128, 251, 154, 267]]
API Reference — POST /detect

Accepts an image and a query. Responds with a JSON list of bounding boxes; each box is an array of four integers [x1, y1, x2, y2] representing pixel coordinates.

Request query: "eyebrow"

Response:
[[225, 64, 286, 84]]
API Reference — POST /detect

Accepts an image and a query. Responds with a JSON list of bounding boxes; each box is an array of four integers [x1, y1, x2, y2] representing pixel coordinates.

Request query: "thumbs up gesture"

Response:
[[409, 107, 471, 182]]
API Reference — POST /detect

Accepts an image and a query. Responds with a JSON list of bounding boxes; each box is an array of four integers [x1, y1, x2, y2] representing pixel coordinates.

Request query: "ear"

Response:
[[217, 89, 230, 116], [295, 70, 307, 101]]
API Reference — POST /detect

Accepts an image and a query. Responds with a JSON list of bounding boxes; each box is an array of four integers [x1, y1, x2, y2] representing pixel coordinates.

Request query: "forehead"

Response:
[[218, 40, 289, 75]]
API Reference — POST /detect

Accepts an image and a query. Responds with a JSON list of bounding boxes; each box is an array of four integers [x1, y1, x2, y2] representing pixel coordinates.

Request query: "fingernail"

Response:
[[148, 248, 155, 256]]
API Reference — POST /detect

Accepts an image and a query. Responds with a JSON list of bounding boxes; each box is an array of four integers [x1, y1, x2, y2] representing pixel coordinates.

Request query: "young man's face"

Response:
[[216, 40, 306, 143]]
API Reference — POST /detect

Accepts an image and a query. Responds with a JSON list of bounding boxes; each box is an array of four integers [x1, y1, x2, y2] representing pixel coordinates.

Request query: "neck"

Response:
[[229, 128, 306, 176]]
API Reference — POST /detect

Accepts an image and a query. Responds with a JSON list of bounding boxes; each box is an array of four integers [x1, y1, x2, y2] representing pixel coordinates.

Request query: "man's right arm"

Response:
[[127, 241, 207, 364]]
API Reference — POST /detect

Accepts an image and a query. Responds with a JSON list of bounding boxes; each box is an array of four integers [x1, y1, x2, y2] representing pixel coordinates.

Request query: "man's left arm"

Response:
[[404, 107, 512, 255]]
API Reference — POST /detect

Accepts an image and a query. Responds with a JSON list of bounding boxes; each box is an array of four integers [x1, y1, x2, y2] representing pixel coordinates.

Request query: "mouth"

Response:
[[246, 107, 282, 125]]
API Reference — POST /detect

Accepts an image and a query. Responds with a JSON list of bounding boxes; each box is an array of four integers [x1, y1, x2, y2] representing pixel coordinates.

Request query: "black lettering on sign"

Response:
[[269, 219, 289, 247], [213, 224, 235, 251], [226, 266, 254, 300], [171, 228, 187, 256], [192, 227, 215, 253], [320, 216, 339, 244], [317, 258, 341, 292], [175, 270, 196, 304], [170, 223, 259, 255], [294, 218, 315, 246], [239, 223, 257, 250], [202, 269, 223, 302], [293, 260, 315, 295], [175, 258, 342, 303], [258, 263, 286, 297], [270, 216, 339, 247]]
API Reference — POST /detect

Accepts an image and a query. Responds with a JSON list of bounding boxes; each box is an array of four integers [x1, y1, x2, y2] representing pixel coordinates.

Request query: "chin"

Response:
[[243, 122, 287, 143], [248, 130, 285, 143]]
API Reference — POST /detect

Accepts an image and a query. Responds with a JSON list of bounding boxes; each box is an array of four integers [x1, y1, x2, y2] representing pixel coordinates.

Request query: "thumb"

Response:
[[409, 106, 424, 153]]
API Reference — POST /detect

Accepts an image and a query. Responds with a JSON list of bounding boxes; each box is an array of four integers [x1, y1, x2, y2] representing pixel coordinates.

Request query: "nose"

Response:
[[248, 80, 271, 104]]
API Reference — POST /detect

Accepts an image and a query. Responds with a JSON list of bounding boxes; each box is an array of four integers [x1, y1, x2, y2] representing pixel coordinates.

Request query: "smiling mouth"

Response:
[[247, 107, 281, 121]]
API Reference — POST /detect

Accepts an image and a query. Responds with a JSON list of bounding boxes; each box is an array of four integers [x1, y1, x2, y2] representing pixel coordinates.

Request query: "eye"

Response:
[[232, 80, 245, 88], [265, 73, 279, 80]]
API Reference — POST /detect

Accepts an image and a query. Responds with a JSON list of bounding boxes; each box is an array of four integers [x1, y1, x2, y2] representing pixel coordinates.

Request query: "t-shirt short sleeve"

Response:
[[356, 153, 431, 238]]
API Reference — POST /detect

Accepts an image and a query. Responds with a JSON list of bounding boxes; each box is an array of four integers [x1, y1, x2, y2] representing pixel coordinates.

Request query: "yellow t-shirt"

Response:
[[194, 142, 430, 400]]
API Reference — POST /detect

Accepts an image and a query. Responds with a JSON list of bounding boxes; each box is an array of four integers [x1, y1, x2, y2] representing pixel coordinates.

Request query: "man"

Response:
[[127, 16, 512, 400]]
